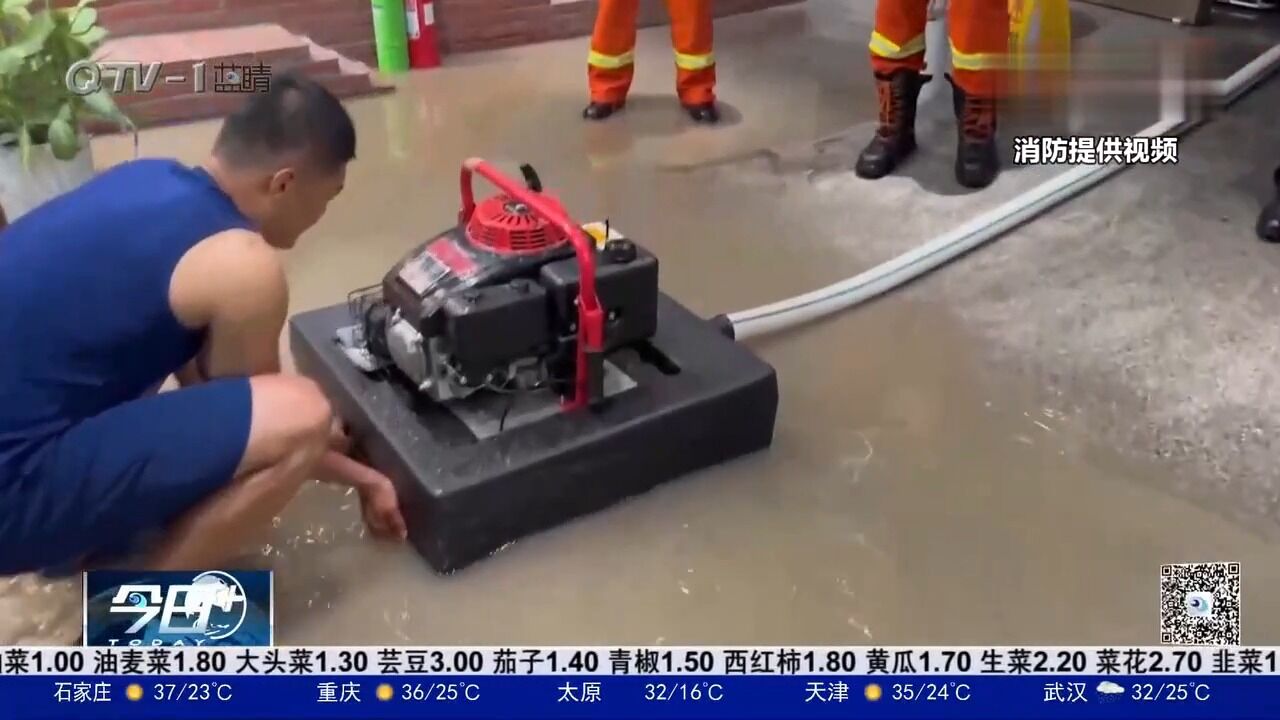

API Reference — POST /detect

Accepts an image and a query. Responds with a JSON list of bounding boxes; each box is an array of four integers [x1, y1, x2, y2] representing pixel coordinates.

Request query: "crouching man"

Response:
[[0, 74, 406, 576]]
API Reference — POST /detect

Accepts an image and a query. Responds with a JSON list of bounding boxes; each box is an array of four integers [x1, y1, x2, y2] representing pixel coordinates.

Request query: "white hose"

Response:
[[725, 42, 1280, 341], [1219, 43, 1280, 100]]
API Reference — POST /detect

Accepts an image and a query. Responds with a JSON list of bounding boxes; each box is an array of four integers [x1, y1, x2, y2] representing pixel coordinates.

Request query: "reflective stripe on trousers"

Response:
[[588, 49, 635, 69], [674, 51, 715, 71], [869, 30, 926, 59], [869, 34, 1006, 70], [949, 41, 1006, 71]]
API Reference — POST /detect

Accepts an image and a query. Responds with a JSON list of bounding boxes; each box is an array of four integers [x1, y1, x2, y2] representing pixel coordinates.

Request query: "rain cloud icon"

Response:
[[1096, 681, 1124, 695]]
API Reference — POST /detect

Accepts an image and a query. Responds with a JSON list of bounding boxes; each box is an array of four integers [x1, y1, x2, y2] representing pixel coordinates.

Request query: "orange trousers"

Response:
[[588, 0, 715, 106], [869, 0, 1009, 97]]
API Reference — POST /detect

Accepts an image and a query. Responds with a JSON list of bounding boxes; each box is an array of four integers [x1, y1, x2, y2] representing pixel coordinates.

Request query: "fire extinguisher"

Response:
[[405, 0, 441, 69]]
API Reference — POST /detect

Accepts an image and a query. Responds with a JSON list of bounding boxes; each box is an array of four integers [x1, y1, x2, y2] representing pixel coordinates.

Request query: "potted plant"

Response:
[[0, 0, 129, 221]]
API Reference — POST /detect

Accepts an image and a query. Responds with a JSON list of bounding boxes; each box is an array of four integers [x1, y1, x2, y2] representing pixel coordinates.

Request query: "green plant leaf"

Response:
[[82, 87, 134, 133], [68, 6, 95, 34], [81, 87, 122, 118], [0, 48, 23, 76], [46, 116, 77, 159], [0, 2, 124, 149], [72, 24, 105, 46], [2, 5, 32, 23], [7, 10, 56, 58], [17, 122, 31, 170]]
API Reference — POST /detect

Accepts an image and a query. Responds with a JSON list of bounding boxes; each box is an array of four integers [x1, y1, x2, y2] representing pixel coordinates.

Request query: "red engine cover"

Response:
[[466, 193, 571, 255]]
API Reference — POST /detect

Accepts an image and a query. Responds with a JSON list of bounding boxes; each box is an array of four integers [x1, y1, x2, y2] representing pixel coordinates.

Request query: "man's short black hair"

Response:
[[213, 73, 356, 172]]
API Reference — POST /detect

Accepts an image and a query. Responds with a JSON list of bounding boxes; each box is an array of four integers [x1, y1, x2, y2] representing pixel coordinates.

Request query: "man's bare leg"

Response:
[[144, 375, 332, 570]]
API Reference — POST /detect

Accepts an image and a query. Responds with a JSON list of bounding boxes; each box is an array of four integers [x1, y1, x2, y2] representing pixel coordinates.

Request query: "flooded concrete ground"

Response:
[[5, 2, 1280, 646]]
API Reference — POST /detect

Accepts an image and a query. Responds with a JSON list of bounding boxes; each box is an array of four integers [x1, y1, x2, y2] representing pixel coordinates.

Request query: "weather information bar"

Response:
[[0, 648, 1276, 719], [4, 673, 1271, 719]]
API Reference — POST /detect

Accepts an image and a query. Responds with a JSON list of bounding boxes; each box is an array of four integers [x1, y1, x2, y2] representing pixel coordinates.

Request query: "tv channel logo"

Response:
[[1185, 591, 1215, 619], [84, 570, 272, 647]]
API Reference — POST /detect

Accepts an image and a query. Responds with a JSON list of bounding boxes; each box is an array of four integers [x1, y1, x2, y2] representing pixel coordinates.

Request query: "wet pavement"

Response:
[[6, 2, 1280, 646]]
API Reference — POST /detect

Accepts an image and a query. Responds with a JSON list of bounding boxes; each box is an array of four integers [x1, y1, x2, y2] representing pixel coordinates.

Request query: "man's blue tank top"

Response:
[[0, 158, 254, 474]]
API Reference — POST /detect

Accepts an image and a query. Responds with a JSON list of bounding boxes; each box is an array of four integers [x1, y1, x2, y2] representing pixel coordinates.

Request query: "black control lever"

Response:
[[519, 163, 543, 193]]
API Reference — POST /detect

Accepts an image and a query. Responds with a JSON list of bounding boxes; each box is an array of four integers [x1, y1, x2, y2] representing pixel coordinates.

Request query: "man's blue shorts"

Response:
[[0, 377, 252, 575]]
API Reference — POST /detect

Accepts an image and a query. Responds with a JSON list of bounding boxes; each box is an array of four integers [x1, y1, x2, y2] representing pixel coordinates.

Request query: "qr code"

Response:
[[1160, 562, 1241, 645]]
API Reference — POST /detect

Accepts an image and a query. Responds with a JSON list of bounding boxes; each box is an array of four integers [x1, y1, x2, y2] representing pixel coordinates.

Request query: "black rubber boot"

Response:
[[583, 101, 623, 121], [949, 74, 1000, 189], [1259, 200, 1280, 243], [855, 70, 929, 180], [684, 102, 720, 124], [1259, 167, 1280, 243]]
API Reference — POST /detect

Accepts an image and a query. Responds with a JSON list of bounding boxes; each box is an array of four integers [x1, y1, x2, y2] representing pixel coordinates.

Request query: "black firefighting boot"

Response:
[[948, 74, 1000, 189], [855, 70, 929, 180], [683, 102, 720, 124], [1258, 166, 1280, 243], [583, 101, 624, 121]]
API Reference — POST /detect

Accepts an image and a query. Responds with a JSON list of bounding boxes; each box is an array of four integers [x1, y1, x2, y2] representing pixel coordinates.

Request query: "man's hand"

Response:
[[317, 451, 407, 541], [359, 477, 408, 541]]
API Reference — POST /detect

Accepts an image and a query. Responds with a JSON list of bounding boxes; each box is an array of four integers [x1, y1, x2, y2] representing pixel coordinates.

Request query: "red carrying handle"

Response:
[[458, 158, 605, 411]]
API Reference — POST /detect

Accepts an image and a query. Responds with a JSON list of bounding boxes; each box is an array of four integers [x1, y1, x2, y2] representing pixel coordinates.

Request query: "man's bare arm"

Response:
[[170, 230, 288, 380], [196, 250, 287, 379], [169, 229, 403, 533]]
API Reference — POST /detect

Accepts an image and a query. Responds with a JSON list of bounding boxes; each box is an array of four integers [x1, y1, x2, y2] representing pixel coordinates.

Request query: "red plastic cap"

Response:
[[466, 194, 570, 255]]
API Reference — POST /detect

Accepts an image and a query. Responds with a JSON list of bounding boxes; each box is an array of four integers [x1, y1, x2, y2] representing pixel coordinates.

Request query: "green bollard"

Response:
[[371, 0, 411, 73]]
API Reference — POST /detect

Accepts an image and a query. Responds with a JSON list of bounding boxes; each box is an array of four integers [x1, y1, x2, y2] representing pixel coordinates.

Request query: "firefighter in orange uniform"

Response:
[[584, 0, 719, 124], [855, 0, 1009, 188]]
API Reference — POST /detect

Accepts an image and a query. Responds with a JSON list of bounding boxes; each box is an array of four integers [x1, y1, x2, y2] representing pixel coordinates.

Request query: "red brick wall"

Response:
[[76, 0, 377, 65], [438, 0, 803, 53], [84, 0, 799, 61]]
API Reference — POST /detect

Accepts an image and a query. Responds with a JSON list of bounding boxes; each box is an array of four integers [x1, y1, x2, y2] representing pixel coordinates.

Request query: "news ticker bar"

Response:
[[4, 647, 1275, 677]]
